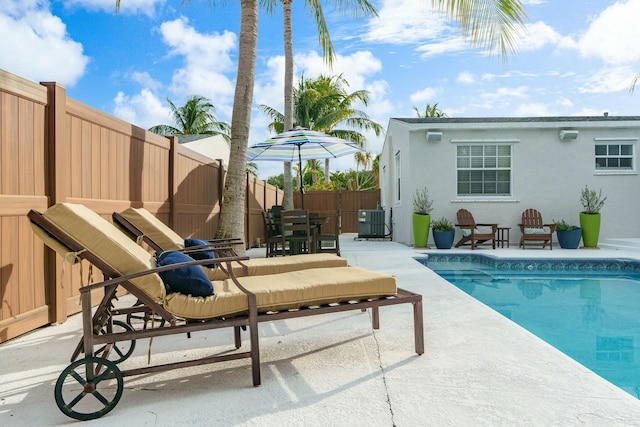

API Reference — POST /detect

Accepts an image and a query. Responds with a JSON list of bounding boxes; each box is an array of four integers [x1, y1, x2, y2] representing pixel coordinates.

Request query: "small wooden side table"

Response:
[[497, 227, 511, 248]]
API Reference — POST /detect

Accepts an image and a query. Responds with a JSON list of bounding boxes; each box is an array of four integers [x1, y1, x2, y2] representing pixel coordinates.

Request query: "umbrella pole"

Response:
[[298, 146, 304, 209]]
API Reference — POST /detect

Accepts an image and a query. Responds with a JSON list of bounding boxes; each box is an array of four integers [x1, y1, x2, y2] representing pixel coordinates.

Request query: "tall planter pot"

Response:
[[412, 213, 431, 248], [433, 229, 455, 249], [556, 228, 582, 249], [580, 212, 601, 248]]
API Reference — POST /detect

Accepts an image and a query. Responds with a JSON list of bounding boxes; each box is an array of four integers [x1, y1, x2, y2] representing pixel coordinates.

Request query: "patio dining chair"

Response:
[[280, 209, 312, 256], [314, 209, 341, 256], [262, 210, 284, 257]]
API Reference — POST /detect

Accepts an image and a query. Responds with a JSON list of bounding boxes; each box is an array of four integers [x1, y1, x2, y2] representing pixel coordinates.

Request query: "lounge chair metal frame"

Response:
[[29, 209, 424, 421]]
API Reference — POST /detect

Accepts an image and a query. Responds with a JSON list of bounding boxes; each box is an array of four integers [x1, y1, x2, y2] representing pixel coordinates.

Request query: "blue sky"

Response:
[[2, 0, 639, 179]]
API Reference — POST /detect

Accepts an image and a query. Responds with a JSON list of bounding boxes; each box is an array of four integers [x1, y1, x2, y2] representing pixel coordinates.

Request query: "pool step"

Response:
[[599, 238, 640, 252]]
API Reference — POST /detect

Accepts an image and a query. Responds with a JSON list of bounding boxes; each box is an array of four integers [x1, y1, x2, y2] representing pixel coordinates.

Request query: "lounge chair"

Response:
[[519, 208, 555, 250], [114, 207, 348, 280], [454, 209, 497, 249], [29, 203, 423, 420]]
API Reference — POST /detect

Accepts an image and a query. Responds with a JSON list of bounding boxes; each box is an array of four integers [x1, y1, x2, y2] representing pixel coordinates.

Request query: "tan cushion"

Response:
[[206, 253, 349, 280], [119, 207, 184, 250], [165, 266, 397, 320], [35, 203, 166, 301]]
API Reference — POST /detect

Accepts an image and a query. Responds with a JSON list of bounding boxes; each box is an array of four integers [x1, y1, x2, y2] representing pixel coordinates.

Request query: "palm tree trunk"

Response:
[[282, 0, 295, 210], [216, 0, 258, 252]]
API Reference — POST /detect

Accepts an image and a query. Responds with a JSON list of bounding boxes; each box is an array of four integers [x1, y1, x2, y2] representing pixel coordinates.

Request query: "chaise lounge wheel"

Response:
[[126, 300, 166, 330], [94, 320, 136, 364], [54, 356, 124, 421]]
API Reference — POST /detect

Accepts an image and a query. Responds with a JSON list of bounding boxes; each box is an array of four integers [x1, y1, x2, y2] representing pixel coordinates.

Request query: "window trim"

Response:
[[593, 138, 638, 176], [455, 142, 514, 198]]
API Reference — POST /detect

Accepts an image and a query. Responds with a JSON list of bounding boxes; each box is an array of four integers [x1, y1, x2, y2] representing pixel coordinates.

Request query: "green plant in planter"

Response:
[[553, 218, 582, 249], [553, 219, 579, 231], [412, 187, 433, 247], [431, 217, 454, 232], [579, 185, 606, 248], [413, 187, 434, 215], [431, 216, 455, 249], [580, 186, 607, 214]]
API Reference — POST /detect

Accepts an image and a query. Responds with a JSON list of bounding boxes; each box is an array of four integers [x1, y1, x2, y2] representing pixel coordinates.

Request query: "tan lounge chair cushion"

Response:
[[33, 203, 166, 301], [206, 253, 348, 280], [33, 203, 394, 322], [165, 266, 397, 320], [119, 207, 184, 250]]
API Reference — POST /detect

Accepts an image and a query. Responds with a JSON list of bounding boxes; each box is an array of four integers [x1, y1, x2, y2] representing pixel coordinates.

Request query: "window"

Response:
[[394, 150, 401, 202], [595, 143, 634, 170], [457, 144, 511, 196]]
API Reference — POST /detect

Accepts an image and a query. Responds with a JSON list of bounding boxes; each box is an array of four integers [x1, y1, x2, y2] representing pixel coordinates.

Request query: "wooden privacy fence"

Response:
[[0, 69, 283, 342], [291, 190, 381, 234]]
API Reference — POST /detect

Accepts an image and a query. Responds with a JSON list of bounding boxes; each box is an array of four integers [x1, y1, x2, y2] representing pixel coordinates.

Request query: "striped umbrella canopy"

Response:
[[247, 127, 364, 207]]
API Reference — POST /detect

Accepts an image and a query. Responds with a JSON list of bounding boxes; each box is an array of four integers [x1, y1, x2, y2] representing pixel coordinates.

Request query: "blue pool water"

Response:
[[419, 254, 640, 398]]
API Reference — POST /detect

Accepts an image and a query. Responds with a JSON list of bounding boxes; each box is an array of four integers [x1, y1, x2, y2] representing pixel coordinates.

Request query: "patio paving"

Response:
[[2, 236, 640, 426]]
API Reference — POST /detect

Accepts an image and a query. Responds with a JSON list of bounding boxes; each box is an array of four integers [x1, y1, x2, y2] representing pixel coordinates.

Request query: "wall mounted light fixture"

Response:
[[559, 130, 579, 140], [426, 131, 443, 142]]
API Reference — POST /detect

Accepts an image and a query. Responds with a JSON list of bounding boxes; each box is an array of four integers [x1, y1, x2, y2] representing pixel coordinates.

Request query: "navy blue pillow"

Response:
[[184, 238, 217, 267], [156, 251, 214, 297]]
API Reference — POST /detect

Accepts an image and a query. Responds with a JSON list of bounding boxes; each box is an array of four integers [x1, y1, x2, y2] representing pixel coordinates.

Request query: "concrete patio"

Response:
[[2, 236, 640, 426]]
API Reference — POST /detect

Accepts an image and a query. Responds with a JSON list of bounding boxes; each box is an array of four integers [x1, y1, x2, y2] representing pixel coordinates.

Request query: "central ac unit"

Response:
[[357, 209, 386, 238]]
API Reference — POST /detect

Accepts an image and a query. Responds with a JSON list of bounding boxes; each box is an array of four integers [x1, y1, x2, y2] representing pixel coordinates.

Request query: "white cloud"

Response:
[[0, 1, 89, 86], [65, 0, 164, 17], [579, 66, 637, 93], [409, 87, 438, 104], [514, 102, 555, 116], [457, 71, 475, 84], [129, 71, 162, 91], [576, 0, 640, 65], [364, 0, 446, 44], [160, 18, 236, 106], [517, 21, 567, 52], [112, 17, 238, 128], [482, 86, 530, 101], [113, 88, 169, 129]]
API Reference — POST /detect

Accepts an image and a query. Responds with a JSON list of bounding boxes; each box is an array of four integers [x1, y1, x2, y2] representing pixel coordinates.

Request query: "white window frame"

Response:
[[455, 142, 513, 197], [594, 138, 637, 175]]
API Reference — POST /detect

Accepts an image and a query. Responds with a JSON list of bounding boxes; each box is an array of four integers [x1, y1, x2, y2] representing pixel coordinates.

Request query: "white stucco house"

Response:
[[379, 115, 640, 248], [177, 134, 230, 166]]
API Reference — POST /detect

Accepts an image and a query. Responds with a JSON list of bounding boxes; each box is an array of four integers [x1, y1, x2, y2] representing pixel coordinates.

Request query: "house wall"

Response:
[[381, 117, 640, 247]]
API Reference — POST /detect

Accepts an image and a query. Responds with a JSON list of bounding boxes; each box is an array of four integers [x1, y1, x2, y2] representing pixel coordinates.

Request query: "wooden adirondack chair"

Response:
[[519, 208, 556, 250], [455, 209, 497, 249]]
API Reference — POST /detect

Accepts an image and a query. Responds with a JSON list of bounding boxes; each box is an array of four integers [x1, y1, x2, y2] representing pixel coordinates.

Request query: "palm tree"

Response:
[[118, 0, 527, 250], [413, 103, 448, 118], [115, 1, 259, 249], [149, 95, 231, 142], [261, 0, 378, 209], [354, 150, 373, 190], [260, 74, 384, 184]]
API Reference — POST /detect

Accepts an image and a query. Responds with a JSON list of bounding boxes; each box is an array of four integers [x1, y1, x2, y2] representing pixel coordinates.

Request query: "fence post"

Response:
[[42, 81, 69, 324]]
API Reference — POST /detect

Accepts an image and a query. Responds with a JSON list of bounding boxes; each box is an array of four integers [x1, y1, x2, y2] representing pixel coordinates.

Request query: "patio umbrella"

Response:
[[247, 127, 364, 208]]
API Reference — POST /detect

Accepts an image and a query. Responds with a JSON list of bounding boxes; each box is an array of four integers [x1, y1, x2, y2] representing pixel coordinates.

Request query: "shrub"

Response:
[[553, 219, 579, 231], [431, 216, 454, 232], [412, 187, 433, 215], [580, 186, 606, 214]]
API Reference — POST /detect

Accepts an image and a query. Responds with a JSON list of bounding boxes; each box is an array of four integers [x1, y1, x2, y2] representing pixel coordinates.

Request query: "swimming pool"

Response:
[[418, 253, 640, 399]]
